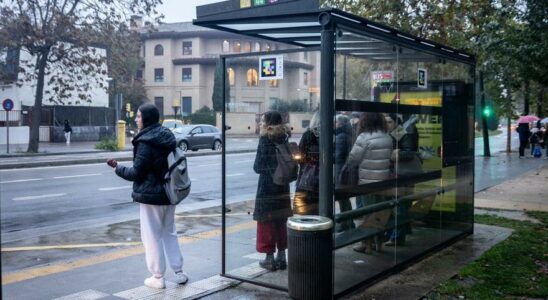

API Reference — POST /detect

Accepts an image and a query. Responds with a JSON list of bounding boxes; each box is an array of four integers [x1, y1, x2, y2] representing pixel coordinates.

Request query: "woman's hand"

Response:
[[107, 159, 118, 168]]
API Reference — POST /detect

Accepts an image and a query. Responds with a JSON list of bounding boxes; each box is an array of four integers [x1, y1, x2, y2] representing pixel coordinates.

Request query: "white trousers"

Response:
[[140, 204, 183, 278], [64, 132, 71, 144]]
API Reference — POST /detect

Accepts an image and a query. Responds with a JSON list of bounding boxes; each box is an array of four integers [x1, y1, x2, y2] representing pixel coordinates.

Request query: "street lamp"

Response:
[[172, 95, 181, 120]]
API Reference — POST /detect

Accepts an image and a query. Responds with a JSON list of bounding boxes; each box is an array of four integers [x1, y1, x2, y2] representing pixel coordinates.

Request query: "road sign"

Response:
[[3, 98, 14, 111]]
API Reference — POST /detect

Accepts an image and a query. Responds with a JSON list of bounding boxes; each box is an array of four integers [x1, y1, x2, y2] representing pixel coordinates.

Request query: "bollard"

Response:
[[287, 215, 333, 300], [117, 120, 126, 150]]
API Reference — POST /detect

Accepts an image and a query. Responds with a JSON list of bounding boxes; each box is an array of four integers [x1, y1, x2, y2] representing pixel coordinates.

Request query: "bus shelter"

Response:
[[194, 0, 475, 298]]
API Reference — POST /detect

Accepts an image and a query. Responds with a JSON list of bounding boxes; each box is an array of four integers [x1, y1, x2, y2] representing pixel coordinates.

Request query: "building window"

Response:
[[154, 68, 164, 82], [246, 69, 258, 86], [182, 97, 192, 117], [154, 97, 164, 118], [254, 42, 261, 52], [269, 79, 278, 87], [303, 72, 308, 86], [183, 41, 192, 55], [233, 41, 241, 53], [135, 69, 143, 80], [222, 40, 230, 52], [243, 42, 251, 52], [182, 68, 192, 82], [264, 43, 271, 52], [154, 44, 163, 56], [303, 51, 308, 61], [228, 68, 235, 86]]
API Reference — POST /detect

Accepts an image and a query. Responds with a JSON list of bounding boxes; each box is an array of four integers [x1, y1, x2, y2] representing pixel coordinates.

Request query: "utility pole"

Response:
[[480, 72, 491, 157]]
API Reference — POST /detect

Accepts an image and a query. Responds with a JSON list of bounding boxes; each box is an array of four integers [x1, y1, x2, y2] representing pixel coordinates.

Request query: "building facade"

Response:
[[140, 22, 319, 118]]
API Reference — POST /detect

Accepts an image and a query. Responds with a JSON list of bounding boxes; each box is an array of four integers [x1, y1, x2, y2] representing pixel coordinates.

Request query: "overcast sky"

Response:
[[156, 0, 222, 23]]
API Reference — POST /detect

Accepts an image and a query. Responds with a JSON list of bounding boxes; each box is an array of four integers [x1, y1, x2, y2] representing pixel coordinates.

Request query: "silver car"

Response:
[[173, 124, 222, 152]]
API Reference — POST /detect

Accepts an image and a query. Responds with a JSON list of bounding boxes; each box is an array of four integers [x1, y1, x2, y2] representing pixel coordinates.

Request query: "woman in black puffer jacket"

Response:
[[107, 103, 188, 289]]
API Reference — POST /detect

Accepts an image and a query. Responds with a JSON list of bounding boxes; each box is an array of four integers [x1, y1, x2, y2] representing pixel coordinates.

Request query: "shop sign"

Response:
[[259, 55, 284, 80]]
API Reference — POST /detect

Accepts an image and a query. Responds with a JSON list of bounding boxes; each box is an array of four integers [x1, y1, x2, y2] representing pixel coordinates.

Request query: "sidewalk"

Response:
[[2, 161, 546, 299]]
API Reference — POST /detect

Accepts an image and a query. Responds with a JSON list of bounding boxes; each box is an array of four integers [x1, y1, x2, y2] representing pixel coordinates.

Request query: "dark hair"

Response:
[[138, 103, 160, 128], [386, 113, 401, 125], [263, 111, 283, 126], [358, 112, 387, 134]]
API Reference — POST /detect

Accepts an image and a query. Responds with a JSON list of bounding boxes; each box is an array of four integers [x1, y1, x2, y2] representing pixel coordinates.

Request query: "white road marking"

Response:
[[53, 173, 102, 179], [0, 178, 43, 184], [226, 173, 245, 177], [195, 163, 221, 167], [13, 193, 67, 201], [234, 159, 254, 163], [98, 186, 131, 191]]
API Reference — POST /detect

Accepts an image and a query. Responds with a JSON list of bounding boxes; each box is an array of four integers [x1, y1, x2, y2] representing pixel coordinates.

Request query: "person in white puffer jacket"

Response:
[[345, 112, 393, 254], [346, 112, 393, 185]]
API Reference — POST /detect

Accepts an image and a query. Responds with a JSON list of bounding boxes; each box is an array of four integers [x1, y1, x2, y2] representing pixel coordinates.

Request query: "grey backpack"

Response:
[[164, 148, 191, 205], [272, 140, 299, 185]]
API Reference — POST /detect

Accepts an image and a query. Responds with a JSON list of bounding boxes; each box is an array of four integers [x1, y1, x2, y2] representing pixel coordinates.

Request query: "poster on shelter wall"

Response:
[[259, 55, 284, 80], [370, 70, 394, 100], [418, 68, 428, 88]]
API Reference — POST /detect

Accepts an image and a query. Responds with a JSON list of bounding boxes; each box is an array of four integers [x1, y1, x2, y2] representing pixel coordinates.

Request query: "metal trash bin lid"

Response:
[[287, 215, 333, 231]]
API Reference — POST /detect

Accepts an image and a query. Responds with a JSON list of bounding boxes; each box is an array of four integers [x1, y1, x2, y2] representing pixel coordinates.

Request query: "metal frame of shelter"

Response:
[[194, 0, 476, 298]]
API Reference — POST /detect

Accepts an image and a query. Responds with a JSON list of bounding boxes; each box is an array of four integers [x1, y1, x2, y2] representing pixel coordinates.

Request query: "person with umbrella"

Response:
[[516, 114, 539, 158]]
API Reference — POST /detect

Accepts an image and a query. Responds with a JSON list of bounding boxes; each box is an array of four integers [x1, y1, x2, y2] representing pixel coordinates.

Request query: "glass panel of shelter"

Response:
[[332, 26, 447, 294], [223, 50, 321, 290]]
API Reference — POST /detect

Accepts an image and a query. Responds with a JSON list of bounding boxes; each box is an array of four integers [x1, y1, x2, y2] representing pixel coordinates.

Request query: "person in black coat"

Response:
[[107, 103, 188, 289], [517, 119, 531, 158], [334, 114, 355, 232], [63, 120, 72, 144], [294, 112, 320, 216], [253, 111, 293, 271]]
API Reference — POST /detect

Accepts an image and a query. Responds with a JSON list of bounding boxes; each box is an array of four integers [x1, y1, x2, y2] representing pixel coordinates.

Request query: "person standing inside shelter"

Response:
[[106, 103, 188, 289], [334, 114, 355, 232], [64, 120, 72, 144], [346, 112, 393, 254], [253, 111, 293, 271], [294, 111, 320, 216]]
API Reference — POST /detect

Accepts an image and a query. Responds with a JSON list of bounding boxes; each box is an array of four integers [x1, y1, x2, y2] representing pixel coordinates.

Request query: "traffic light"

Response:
[[126, 103, 131, 112], [482, 105, 493, 117]]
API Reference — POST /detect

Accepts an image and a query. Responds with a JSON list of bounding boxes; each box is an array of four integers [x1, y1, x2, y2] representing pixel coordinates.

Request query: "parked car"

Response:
[[162, 119, 184, 132], [173, 124, 222, 151]]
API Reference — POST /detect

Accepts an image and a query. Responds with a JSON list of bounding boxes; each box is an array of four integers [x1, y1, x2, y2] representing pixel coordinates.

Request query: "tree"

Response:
[[212, 59, 229, 112], [0, 0, 161, 152]]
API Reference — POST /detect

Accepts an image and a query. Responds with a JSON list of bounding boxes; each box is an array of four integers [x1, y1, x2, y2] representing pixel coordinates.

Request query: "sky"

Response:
[[156, 0, 223, 23]]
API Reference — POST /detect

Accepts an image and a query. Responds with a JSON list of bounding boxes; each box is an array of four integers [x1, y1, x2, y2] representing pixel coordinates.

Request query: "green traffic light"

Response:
[[483, 107, 492, 117]]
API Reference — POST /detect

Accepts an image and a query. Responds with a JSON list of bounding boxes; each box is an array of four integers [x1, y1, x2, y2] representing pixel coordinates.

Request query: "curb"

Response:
[[0, 149, 256, 169]]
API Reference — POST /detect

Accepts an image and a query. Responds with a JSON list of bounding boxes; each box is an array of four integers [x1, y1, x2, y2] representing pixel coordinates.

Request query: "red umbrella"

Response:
[[516, 115, 540, 124]]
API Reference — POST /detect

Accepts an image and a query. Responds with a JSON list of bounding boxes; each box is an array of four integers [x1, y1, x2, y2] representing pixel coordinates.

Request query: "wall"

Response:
[[0, 126, 29, 144], [216, 112, 257, 135], [52, 126, 115, 142], [289, 112, 315, 134], [216, 112, 315, 135]]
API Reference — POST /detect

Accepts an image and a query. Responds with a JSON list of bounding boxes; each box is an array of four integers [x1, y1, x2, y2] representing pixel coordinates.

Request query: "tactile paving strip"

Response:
[[52, 289, 109, 300]]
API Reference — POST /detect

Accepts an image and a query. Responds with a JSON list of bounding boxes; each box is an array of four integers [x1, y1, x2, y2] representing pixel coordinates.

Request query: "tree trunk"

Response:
[[506, 116, 511, 153], [537, 85, 545, 118], [524, 80, 530, 115], [27, 51, 49, 153]]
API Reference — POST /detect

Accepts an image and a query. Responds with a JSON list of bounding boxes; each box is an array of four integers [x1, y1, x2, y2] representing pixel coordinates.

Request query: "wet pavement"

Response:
[[2, 132, 547, 299]]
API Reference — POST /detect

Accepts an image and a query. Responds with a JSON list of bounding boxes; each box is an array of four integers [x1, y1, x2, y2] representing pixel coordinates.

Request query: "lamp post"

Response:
[[172, 95, 181, 120]]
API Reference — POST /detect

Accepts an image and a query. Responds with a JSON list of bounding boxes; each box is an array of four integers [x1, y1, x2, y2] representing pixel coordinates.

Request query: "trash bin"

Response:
[[287, 215, 333, 300]]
